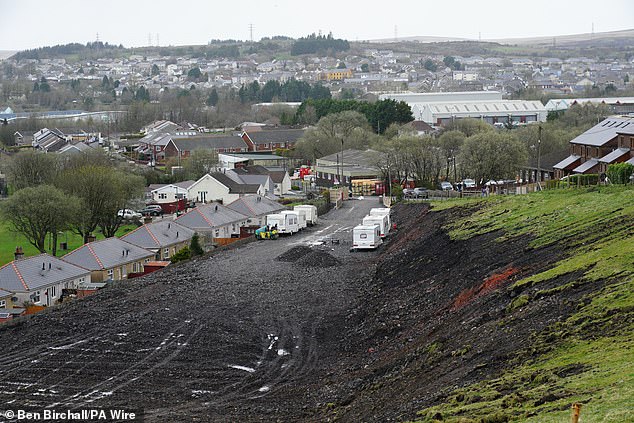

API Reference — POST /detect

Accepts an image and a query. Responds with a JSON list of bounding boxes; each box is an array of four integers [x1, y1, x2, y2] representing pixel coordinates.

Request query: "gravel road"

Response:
[[0, 197, 384, 422]]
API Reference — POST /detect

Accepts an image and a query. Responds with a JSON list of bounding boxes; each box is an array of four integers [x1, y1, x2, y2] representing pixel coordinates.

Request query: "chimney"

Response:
[[14, 246, 24, 261]]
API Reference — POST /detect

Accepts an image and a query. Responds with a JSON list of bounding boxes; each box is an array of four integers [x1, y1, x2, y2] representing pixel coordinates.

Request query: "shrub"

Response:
[[606, 162, 634, 184], [170, 246, 191, 263], [190, 233, 204, 256]]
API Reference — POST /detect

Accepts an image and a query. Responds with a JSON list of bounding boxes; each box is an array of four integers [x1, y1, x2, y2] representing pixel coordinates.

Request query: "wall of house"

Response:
[[12, 275, 89, 307], [187, 176, 230, 203], [158, 241, 190, 260], [92, 259, 148, 282]]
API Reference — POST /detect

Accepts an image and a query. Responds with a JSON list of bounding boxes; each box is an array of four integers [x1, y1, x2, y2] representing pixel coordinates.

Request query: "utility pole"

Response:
[[537, 124, 542, 190], [341, 137, 345, 191], [249, 23, 254, 42]]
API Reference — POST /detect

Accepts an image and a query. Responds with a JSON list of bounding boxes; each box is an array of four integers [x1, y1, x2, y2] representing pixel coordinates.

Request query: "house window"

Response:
[[0, 299, 6, 308], [50, 286, 56, 298], [31, 291, 41, 303], [164, 247, 170, 259], [215, 229, 220, 237], [107, 269, 114, 280], [158, 193, 168, 199]]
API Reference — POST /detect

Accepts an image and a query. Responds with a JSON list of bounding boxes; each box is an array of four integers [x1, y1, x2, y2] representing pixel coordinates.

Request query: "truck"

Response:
[[266, 212, 299, 235], [351, 224, 382, 251], [293, 204, 318, 226], [362, 214, 389, 238], [369, 207, 391, 228]]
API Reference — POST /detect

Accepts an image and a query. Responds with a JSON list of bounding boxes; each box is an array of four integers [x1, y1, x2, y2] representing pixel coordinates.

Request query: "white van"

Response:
[[293, 205, 318, 226], [370, 208, 391, 228], [352, 224, 382, 250], [362, 214, 389, 238], [266, 213, 299, 234], [281, 210, 306, 230]]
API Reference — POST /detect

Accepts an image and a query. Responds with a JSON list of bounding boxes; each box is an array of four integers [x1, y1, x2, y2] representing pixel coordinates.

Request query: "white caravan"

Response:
[[352, 224, 382, 250], [266, 213, 299, 234], [293, 205, 318, 226], [362, 214, 389, 238], [370, 208, 391, 228], [281, 210, 306, 230]]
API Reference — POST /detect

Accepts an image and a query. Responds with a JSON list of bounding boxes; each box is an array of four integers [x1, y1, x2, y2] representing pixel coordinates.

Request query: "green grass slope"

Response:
[[415, 186, 634, 423]]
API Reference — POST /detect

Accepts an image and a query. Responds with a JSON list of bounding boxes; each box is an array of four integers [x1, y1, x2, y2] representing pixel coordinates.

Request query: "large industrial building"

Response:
[[379, 91, 547, 126]]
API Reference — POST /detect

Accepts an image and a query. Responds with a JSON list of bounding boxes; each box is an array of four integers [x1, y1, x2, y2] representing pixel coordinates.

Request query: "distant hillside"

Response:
[[370, 28, 634, 46], [487, 28, 634, 45], [0, 51, 17, 60]]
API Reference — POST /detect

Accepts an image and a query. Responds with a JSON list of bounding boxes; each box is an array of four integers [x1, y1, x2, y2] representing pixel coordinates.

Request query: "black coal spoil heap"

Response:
[[277, 245, 340, 268]]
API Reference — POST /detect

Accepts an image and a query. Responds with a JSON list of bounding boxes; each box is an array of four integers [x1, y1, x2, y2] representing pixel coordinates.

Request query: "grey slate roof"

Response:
[[62, 238, 154, 271], [235, 165, 288, 183], [553, 154, 582, 170], [210, 172, 261, 194], [121, 221, 194, 250], [175, 202, 248, 231], [244, 129, 305, 144], [569, 117, 634, 147], [172, 135, 248, 151], [227, 195, 286, 218], [598, 148, 631, 163], [573, 159, 599, 173], [0, 254, 90, 293], [0, 288, 15, 297]]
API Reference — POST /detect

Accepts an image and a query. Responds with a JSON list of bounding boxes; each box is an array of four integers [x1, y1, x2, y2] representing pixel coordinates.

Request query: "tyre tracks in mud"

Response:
[[0, 198, 381, 421]]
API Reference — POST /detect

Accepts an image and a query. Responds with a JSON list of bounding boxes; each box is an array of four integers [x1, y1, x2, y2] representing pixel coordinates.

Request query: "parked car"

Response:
[[440, 181, 454, 191], [403, 188, 415, 198], [462, 179, 476, 189], [413, 187, 429, 198], [139, 205, 164, 216], [117, 209, 141, 219]]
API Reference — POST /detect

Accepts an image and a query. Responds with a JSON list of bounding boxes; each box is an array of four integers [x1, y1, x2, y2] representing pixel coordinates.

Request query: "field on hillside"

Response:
[[413, 186, 634, 422], [0, 221, 139, 266]]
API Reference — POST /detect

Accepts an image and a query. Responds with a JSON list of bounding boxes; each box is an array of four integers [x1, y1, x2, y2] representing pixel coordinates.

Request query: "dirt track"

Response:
[[0, 198, 601, 422], [0, 198, 383, 422]]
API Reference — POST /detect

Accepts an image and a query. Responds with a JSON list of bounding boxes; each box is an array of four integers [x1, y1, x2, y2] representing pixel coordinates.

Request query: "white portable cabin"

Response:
[[266, 213, 299, 234], [370, 208, 391, 228], [281, 210, 306, 230], [362, 214, 389, 238], [352, 224, 382, 250], [294, 204, 318, 226]]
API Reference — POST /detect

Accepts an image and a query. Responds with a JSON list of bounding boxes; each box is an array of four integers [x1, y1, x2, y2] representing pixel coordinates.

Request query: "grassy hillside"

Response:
[[415, 186, 634, 422]]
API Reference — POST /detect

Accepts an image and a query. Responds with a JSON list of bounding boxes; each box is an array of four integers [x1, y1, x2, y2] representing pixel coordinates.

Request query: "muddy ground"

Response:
[[0, 199, 598, 422]]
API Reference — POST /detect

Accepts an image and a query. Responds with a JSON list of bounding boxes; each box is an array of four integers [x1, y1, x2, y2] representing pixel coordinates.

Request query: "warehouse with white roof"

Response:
[[379, 91, 547, 126]]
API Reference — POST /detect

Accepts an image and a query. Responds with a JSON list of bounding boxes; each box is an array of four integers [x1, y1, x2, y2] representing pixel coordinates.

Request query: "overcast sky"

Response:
[[1, 0, 633, 51]]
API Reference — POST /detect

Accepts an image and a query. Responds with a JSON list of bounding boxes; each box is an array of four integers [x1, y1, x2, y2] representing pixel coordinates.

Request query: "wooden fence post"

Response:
[[571, 402, 582, 423]]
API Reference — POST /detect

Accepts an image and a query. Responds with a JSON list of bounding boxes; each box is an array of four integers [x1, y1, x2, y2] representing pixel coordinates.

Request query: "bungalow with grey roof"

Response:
[[61, 238, 154, 282], [227, 195, 286, 230], [175, 202, 248, 249], [233, 165, 292, 195], [121, 220, 194, 260], [0, 254, 91, 308]]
